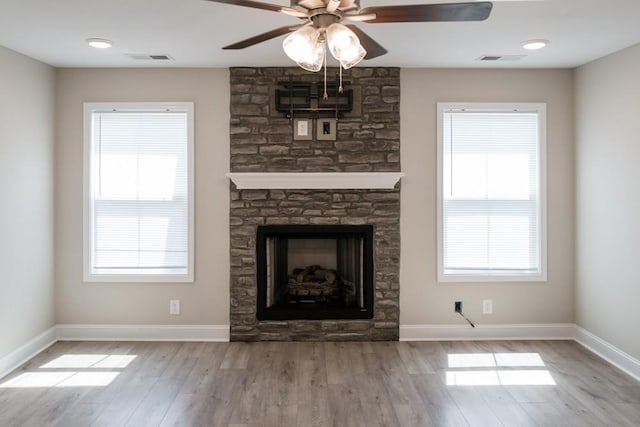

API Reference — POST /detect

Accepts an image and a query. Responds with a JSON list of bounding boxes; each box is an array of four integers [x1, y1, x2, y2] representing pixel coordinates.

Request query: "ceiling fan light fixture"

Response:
[[86, 38, 113, 49], [207, 0, 497, 69], [283, 26, 320, 62], [522, 39, 549, 50], [326, 23, 366, 67]]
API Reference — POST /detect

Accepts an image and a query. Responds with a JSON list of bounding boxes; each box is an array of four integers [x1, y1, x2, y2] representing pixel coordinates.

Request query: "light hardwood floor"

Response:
[[0, 340, 638, 426]]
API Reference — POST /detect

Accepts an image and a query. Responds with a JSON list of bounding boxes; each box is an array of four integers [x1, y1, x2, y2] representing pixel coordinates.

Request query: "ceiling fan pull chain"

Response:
[[323, 45, 329, 100], [339, 65, 344, 94]]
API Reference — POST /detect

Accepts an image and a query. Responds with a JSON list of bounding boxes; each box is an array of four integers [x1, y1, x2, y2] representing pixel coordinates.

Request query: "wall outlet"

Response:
[[169, 299, 180, 315], [483, 299, 493, 314], [455, 301, 462, 313]]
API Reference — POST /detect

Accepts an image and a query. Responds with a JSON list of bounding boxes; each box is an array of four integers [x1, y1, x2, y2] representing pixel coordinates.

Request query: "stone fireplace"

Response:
[[229, 67, 400, 341]]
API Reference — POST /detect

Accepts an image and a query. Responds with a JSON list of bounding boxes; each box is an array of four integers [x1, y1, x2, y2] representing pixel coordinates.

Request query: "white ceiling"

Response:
[[1, 0, 639, 69]]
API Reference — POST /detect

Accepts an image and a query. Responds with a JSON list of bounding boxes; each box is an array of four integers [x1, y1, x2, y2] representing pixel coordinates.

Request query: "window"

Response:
[[83, 103, 194, 282], [437, 103, 546, 282]]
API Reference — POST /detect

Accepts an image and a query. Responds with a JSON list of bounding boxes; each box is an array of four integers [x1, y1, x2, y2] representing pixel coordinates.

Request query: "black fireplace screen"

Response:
[[256, 225, 374, 320]]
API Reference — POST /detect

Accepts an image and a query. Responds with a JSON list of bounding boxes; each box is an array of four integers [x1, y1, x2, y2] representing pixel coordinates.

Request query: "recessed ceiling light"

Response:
[[522, 39, 549, 50], [86, 38, 113, 49]]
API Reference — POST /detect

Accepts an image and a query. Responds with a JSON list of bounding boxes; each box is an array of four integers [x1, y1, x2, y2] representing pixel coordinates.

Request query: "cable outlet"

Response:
[[454, 301, 462, 313], [483, 299, 493, 314], [169, 299, 180, 315]]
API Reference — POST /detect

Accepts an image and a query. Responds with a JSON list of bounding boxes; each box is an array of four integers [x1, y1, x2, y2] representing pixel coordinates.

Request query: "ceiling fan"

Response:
[[205, 0, 493, 70]]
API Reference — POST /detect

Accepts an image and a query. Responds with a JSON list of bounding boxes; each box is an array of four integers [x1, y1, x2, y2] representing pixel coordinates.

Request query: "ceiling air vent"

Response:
[[477, 55, 527, 62], [126, 54, 174, 61], [478, 55, 502, 61]]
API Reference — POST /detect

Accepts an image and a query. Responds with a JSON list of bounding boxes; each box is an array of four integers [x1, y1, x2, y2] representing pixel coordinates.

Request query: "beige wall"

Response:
[[400, 69, 575, 326], [55, 68, 574, 328], [0, 46, 55, 357], [574, 44, 640, 360], [55, 69, 230, 325]]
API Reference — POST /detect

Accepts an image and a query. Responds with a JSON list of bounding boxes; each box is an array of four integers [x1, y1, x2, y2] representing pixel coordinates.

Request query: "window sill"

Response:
[[84, 271, 193, 283], [438, 273, 547, 283]]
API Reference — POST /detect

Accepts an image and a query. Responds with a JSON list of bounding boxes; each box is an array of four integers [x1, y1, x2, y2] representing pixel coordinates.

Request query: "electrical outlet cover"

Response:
[[170, 299, 180, 315], [483, 299, 493, 314]]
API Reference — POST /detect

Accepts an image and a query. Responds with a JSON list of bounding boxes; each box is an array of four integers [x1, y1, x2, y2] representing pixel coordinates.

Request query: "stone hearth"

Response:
[[229, 67, 400, 341]]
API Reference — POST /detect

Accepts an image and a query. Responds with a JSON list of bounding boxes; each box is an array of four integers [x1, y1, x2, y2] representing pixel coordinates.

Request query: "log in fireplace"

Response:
[[256, 225, 374, 320]]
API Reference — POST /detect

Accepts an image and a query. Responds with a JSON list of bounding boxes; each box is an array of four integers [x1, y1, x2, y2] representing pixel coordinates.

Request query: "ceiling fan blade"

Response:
[[223, 25, 302, 50], [346, 25, 388, 60], [360, 2, 493, 23], [338, 0, 360, 12], [281, 7, 309, 18], [297, 0, 325, 9], [343, 13, 377, 22], [204, 0, 286, 14], [326, 0, 341, 13]]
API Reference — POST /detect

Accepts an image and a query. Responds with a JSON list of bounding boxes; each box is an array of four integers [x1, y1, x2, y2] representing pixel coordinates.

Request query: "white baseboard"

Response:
[[400, 323, 576, 341], [56, 324, 230, 342], [0, 326, 57, 381], [574, 325, 640, 382]]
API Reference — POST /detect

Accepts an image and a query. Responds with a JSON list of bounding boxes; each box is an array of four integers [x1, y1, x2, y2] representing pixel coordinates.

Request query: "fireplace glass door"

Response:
[[256, 225, 374, 320]]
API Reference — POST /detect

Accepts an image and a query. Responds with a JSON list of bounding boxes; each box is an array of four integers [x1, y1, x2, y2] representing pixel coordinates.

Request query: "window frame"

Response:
[[436, 102, 547, 283], [83, 102, 195, 283]]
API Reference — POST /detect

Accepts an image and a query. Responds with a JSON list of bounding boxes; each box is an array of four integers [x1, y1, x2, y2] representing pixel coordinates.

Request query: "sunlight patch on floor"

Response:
[[446, 352, 555, 386], [446, 369, 556, 386], [40, 354, 136, 369], [448, 352, 545, 368], [0, 353, 136, 388]]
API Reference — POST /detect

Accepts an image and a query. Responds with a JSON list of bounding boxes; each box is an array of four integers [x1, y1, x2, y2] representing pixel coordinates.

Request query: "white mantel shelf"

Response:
[[226, 172, 405, 190]]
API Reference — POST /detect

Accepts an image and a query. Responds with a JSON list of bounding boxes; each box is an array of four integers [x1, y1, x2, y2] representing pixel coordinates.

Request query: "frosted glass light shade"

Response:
[[339, 44, 366, 69], [283, 26, 321, 62], [326, 23, 366, 68], [296, 41, 324, 72]]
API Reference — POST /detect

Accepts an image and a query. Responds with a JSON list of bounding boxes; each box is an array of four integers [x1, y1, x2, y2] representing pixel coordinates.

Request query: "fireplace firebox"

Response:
[[256, 225, 374, 320]]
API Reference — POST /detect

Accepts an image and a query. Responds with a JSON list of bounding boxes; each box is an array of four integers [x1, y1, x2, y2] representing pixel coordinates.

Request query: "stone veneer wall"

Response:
[[229, 67, 400, 341]]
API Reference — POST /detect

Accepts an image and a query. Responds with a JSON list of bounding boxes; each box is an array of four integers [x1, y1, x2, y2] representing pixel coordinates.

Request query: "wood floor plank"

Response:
[[0, 339, 637, 427], [360, 401, 401, 427], [264, 403, 297, 427], [373, 342, 423, 406], [125, 378, 183, 427], [327, 383, 367, 427], [53, 402, 103, 427], [392, 403, 435, 427], [519, 402, 569, 426], [410, 374, 469, 426], [174, 341, 228, 396], [397, 341, 436, 375], [476, 386, 536, 427], [158, 392, 209, 427], [91, 374, 158, 426], [324, 341, 350, 385], [22, 387, 89, 427], [356, 351, 395, 405], [266, 343, 298, 409], [296, 358, 331, 426], [355, 351, 402, 426], [220, 342, 250, 369], [447, 386, 504, 427], [126, 343, 206, 425], [228, 344, 274, 425]]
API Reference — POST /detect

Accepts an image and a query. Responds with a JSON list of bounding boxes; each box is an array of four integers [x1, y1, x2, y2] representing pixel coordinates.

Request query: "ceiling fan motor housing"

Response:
[[311, 13, 342, 29]]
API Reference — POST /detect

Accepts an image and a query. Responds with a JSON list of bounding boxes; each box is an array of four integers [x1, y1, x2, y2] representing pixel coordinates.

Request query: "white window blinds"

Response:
[[438, 104, 546, 281], [85, 104, 194, 281]]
